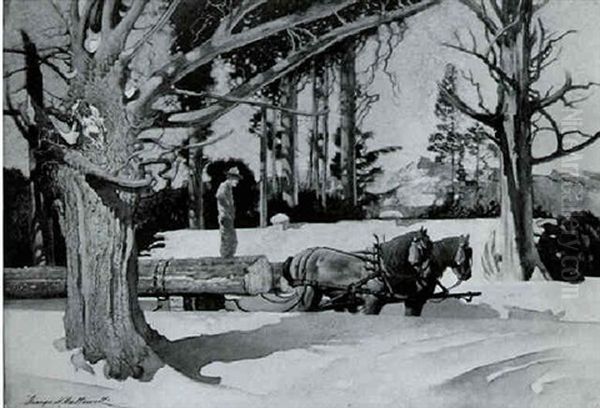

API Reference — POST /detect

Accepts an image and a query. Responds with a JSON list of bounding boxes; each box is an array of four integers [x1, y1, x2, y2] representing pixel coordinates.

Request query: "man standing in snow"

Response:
[[216, 167, 242, 258]]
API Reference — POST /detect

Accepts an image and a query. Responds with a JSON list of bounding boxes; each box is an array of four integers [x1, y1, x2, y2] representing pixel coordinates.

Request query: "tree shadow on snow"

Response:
[[150, 313, 399, 384]]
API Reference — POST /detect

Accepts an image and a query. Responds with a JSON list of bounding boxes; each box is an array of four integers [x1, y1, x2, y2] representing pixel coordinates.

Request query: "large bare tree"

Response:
[[441, 0, 600, 280], [4, 0, 441, 380]]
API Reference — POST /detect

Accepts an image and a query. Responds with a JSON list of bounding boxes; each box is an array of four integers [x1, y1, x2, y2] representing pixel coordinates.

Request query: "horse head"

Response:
[[408, 227, 433, 270], [450, 234, 473, 281]]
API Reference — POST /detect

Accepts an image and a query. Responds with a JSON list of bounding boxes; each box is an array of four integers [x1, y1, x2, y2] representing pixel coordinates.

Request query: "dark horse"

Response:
[[234, 229, 473, 316], [401, 235, 473, 316]]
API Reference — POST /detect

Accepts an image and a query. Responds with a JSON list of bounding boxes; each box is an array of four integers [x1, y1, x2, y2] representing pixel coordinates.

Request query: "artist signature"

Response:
[[23, 394, 114, 407]]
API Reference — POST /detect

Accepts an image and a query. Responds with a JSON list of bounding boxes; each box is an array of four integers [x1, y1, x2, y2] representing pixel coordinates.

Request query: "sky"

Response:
[[3, 0, 600, 181]]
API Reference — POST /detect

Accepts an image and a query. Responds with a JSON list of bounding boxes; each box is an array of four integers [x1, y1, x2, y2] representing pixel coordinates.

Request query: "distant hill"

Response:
[[369, 157, 600, 217]]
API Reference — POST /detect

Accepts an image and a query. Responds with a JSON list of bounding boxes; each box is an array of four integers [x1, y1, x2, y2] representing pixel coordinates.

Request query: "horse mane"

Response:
[[379, 230, 425, 278]]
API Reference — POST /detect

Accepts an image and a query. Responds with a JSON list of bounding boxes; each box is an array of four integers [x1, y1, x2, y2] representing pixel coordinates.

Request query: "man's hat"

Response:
[[226, 167, 242, 179]]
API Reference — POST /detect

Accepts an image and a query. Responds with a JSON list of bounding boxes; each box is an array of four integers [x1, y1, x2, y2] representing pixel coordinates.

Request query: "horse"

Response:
[[276, 231, 473, 316], [402, 235, 473, 316]]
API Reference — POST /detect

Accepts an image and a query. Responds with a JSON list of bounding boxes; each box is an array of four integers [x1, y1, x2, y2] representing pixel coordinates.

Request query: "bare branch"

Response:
[[531, 28, 576, 68], [101, 0, 118, 37], [457, 0, 499, 34], [534, 73, 600, 110], [533, 0, 551, 14], [77, 0, 97, 45], [111, 0, 149, 47], [40, 141, 152, 189], [154, 0, 441, 128], [121, 0, 184, 65], [141, 0, 355, 94], [529, 107, 559, 145], [3, 66, 27, 78], [484, 14, 522, 57], [442, 41, 516, 88], [172, 89, 329, 116], [46, 0, 71, 36], [532, 130, 600, 165], [4, 84, 32, 142], [41, 59, 70, 83], [437, 82, 500, 134], [132, 0, 442, 121], [69, 0, 80, 42], [460, 69, 493, 114], [488, 0, 505, 24], [229, 0, 268, 33]]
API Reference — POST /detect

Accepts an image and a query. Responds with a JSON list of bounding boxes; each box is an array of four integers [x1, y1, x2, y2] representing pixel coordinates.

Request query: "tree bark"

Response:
[[310, 63, 321, 193], [187, 134, 206, 230], [450, 151, 455, 204], [55, 67, 164, 381], [321, 66, 330, 208], [280, 75, 299, 207], [495, 0, 544, 280], [475, 143, 481, 205], [57, 167, 163, 380], [260, 107, 268, 227], [270, 109, 279, 197], [339, 43, 357, 205]]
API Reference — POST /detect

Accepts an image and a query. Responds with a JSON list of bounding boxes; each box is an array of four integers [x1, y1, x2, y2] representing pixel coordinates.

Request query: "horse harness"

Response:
[[285, 236, 433, 305]]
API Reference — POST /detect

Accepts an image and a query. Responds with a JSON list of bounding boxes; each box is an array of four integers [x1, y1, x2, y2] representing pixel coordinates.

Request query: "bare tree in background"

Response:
[[441, 0, 600, 280]]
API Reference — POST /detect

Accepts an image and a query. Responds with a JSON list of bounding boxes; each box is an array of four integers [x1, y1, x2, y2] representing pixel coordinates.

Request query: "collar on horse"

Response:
[[285, 234, 440, 301]]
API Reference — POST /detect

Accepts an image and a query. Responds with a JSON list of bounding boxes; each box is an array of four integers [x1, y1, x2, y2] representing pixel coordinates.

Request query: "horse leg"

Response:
[[297, 286, 322, 311], [404, 298, 426, 317], [361, 295, 384, 315]]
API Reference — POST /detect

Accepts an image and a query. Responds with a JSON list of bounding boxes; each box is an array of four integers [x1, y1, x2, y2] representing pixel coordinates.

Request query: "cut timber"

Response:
[[4, 256, 280, 299]]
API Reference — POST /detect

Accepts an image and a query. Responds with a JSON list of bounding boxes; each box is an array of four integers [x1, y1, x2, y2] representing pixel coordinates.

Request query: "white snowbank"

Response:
[[5, 278, 600, 408]]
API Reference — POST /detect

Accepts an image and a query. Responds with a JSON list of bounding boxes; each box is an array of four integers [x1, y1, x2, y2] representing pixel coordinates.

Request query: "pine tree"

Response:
[[428, 63, 465, 204]]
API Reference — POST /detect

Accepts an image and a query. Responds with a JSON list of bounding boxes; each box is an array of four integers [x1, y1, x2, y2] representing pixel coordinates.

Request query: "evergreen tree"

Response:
[[428, 63, 464, 204], [331, 127, 401, 206]]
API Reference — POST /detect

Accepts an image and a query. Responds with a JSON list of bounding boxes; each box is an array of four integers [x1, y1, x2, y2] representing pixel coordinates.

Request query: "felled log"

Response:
[[4, 256, 282, 299]]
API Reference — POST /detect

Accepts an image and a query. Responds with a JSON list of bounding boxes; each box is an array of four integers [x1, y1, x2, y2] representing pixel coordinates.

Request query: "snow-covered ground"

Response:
[[5, 219, 600, 407]]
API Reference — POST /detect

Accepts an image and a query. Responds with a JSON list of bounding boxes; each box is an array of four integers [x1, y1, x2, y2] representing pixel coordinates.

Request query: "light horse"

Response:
[[279, 231, 472, 316]]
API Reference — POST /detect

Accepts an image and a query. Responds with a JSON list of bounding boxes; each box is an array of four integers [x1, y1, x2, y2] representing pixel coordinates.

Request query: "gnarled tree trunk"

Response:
[[55, 68, 163, 381]]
